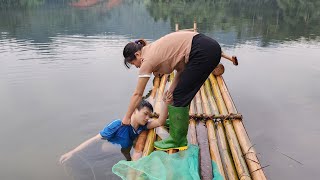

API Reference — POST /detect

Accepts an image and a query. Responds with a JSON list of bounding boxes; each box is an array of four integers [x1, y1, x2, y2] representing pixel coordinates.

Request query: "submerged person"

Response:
[[59, 99, 171, 180], [122, 31, 238, 151]]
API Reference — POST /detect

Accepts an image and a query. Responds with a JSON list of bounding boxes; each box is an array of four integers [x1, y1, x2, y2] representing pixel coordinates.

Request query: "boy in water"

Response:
[[59, 97, 172, 179]]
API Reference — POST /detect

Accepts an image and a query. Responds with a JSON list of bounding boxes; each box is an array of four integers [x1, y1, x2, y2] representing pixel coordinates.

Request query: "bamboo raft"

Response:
[[131, 22, 267, 180]]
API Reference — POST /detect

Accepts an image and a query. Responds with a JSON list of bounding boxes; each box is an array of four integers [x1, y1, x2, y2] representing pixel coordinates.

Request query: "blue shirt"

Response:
[[99, 119, 148, 148]]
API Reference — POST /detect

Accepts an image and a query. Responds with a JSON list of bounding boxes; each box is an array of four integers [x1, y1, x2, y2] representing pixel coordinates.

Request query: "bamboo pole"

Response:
[[216, 76, 267, 180], [188, 100, 198, 145], [195, 92, 213, 180], [142, 75, 169, 156], [200, 84, 226, 179], [205, 82, 238, 180], [209, 74, 251, 180], [150, 76, 161, 103], [193, 20, 197, 32], [205, 81, 220, 115]]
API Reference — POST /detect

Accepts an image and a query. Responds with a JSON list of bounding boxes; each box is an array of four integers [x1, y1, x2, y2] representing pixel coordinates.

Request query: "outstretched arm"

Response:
[[122, 77, 150, 125], [59, 134, 102, 164]]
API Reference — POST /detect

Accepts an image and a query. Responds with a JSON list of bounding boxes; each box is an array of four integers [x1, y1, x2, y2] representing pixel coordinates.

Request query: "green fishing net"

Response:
[[112, 144, 223, 180]]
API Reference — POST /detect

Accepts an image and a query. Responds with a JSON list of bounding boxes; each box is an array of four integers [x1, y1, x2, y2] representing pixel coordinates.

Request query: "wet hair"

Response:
[[123, 39, 147, 69], [137, 99, 153, 113]]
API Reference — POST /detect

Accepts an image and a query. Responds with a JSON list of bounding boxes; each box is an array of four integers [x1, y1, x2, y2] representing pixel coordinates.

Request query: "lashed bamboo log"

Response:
[[205, 81, 220, 115], [195, 92, 213, 180], [209, 74, 251, 180], [164, 73, 176, 154], [216, 76, 267, 180], [188, 100, 198, 145], [150, 76, 161, 103], [205, 82, 238, 179], [143, 75, 169, 156], [200, 84, 226, 179]]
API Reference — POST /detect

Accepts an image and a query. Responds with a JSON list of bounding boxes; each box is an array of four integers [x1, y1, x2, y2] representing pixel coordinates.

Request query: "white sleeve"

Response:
[[138, 74, 151, 78]]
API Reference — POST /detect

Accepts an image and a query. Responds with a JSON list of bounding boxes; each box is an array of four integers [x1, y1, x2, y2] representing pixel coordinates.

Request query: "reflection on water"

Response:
[[0, 0, 319, 180], [1, 0, 319, 46], [146, 0, 320, 44], [0, 0, 171, 45]]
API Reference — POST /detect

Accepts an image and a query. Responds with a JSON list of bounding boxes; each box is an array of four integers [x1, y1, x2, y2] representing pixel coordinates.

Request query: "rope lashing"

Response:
[[241, 144, 271, 174], [190, 113, 242, 121], [150, 113, 243, 121]]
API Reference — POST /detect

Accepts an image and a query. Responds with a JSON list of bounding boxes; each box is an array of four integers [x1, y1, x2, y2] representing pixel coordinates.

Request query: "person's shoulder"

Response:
[[106, 119, 122, 127], [110, 119, 122, 124], [100, 119, 122, 139], [139, 60, 154, 75]]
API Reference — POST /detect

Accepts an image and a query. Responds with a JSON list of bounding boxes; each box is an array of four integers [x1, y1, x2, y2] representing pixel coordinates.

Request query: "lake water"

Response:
[[0, 0, 319, 179]]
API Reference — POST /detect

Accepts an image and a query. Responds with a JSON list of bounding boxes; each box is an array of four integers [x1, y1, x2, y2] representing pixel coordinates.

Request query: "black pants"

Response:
[[173, 34, 221, 107]]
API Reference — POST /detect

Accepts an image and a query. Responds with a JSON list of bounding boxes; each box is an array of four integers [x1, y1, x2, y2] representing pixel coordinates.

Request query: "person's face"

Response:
[[132, 107, 152, 126], [130, 51, 143, 68]]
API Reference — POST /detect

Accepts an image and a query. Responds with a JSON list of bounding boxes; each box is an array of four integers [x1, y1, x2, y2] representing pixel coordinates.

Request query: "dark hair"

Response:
[[123, 39, 147, 69], [137, 99, 153, 112]]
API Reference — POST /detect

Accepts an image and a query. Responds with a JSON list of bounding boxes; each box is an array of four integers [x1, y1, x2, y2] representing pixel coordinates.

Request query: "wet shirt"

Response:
[[139, 31, 198, 77], [99, 119, 148, 148]]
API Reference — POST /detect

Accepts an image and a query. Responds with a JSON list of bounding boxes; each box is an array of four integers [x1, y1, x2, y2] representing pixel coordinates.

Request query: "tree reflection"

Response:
[[0, 0, 319, 45], [0, 0, 45, 8], [145, 0, 320, 44]]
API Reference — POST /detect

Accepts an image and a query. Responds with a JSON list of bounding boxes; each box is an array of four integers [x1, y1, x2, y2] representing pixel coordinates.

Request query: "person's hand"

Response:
[[163, 90, 173, 105], [59, 151, 73, 164], [121, 117, 131, 126]]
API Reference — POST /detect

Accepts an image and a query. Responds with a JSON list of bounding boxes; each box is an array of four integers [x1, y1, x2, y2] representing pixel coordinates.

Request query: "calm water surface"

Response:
[[0, 0, 319, 179]]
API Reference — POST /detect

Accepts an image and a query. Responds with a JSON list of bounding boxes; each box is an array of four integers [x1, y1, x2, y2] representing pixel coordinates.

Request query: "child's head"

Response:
[[131, 100, 153, 126]]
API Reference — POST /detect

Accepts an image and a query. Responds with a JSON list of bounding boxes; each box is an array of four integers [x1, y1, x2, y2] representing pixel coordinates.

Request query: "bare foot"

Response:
[[232, 56, 238, 66]]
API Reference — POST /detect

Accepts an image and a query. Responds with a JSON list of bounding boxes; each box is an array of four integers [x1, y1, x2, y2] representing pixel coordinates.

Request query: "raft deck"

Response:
[[131, 24, 267, 180]]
